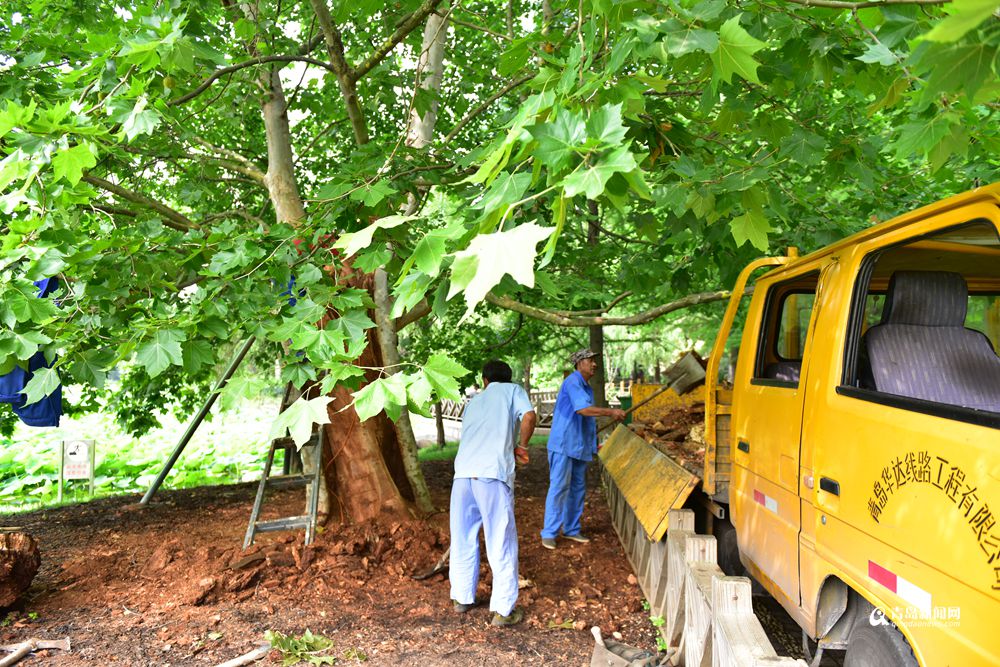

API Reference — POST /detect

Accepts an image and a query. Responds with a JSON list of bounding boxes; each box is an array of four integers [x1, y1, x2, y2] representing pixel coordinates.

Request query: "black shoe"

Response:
[[563, 533, 590, 544]]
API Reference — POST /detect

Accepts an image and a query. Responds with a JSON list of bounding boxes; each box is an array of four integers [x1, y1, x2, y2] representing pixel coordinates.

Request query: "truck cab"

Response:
[[726, 184, 1000, 665]]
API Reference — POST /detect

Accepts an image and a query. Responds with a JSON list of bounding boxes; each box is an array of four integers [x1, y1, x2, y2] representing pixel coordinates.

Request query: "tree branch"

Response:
[[82, 176, 198, 232], [168, 55, 340, 107], [547, 291, 634, 317], [352, 0, 448, 82], [450, 16, 512, 43], [442, 73, 534, 144], [485, 289, 731, 326], [308, 0, 370, 144], [782, 0, 949, 7]]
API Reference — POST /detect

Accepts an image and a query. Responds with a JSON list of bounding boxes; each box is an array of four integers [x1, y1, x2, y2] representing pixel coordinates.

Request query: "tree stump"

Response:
[[0, 532, 40, 608]]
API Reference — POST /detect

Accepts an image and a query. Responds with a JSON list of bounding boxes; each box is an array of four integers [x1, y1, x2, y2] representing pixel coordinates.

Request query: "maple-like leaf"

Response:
[[447, 222, 555, 319]]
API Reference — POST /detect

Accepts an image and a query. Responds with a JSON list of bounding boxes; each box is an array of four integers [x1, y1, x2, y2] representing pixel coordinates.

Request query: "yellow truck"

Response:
[[604, 183, 1000, 666]]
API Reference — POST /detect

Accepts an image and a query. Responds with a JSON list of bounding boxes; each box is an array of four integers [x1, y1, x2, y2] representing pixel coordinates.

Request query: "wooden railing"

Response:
[[603, 469, 808, 667], [437, 391, 560, 427]]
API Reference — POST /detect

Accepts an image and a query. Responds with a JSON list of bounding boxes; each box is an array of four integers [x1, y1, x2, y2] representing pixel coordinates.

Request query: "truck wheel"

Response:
[[713, 517, 742, 576], [844, 617, 918, 667]]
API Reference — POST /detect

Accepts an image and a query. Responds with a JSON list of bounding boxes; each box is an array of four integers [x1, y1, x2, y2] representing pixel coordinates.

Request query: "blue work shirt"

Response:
[[547, 371, 597, 461], [454, 382, 534, 487]]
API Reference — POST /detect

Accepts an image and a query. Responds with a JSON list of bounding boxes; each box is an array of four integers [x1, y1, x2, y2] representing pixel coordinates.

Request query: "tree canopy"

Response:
[[1, 0, 998, 437]]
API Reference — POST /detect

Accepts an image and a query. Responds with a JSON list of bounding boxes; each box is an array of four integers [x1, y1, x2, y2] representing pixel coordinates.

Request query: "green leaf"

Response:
[[477, 172, 531, 211], [888, 114, 956, 159], [69, 349, 114, 389], [586, 104, 628, 145], [22, 366, 60, 406], [730, 209, 771, 251], [856, 41, 897, 66], [334, 310, 376, 340], [348, 179, 396, 207], [562, 145, 638, 200], [529, 110, 587, 171], [0, 100, 37, 139], [51, 142, 97, 186], [182, 339, 215, 374], [135, 329, 184, 377], [268, 396, 333, 446], [121, 97, 161, 141], [778, 129, 826, 167], [12, 330, 51, 361], [333, 215, 414, 258], [711, 16, 767, 85], [25, 248, 67, 281], [447, 222, 555, 318], [922, 0, 1000, 42], [352, 374, 408, 422], [920, 43, 995, 101], [418, 354, 469, 403], [661, 24, 719, 58], [234, 18, 256, 40], [412, 233, 446, 277]]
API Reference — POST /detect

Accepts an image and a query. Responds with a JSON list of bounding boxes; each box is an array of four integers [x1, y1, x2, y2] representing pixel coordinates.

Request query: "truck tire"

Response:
[[844, 614, 918, 667], [713, 517, 742, 576]]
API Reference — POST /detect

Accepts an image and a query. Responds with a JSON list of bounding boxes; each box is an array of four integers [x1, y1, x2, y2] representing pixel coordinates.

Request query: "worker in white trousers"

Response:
[[449, 359, 537, 626]]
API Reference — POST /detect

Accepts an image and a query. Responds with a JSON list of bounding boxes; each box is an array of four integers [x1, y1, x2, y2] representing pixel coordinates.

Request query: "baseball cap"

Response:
[[569, 349, 599, 365]]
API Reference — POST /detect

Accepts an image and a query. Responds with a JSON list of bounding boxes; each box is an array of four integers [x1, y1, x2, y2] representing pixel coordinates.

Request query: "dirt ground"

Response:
[[0, 448, 656, 666]]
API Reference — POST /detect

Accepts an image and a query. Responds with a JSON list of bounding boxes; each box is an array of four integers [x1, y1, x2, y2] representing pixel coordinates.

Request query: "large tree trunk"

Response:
[[0, 532, 40, 608], [246, 7, 417, 523]]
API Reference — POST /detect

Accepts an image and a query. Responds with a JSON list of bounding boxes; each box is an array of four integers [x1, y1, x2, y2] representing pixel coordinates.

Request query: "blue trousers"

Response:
[[449, 478, 519, 616], [541, 451, 589, 539]]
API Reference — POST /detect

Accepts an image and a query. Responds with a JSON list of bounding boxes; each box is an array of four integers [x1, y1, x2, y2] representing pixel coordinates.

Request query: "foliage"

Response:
[[264, 629, 338, 666], [0, 397, 279, 511], [0, 0, 996, 440]]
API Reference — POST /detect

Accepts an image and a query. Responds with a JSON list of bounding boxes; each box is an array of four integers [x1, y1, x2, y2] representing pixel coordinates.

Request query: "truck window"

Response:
[[841, 220, 1000, 427], [753, 274, 818, 387]]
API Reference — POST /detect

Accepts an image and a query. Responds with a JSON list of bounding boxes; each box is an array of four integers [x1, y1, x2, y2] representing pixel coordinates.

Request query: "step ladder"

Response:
[[243, 429, 324, 548]]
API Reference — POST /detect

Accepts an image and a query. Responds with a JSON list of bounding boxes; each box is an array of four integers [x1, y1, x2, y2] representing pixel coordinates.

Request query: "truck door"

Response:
[[732, 270, 820, 609]]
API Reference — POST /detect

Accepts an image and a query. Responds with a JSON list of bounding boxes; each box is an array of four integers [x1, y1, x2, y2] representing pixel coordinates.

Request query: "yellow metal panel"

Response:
[[629, 384, 705, 423], [600, 425, 700, 541]]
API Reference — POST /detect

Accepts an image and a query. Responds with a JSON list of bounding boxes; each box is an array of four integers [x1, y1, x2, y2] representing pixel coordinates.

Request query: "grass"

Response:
[[0, 397, 281, 514]]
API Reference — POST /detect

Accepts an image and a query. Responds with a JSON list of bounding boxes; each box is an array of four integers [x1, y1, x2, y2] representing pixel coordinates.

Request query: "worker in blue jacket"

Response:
[[540, 349, 625, 549]]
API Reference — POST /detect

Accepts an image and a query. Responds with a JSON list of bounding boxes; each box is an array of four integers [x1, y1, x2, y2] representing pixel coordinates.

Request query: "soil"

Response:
[[0, 448, 655, 666]]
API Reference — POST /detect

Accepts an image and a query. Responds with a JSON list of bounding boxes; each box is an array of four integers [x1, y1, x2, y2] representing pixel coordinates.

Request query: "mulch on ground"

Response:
[[0, 447, 655, 665]]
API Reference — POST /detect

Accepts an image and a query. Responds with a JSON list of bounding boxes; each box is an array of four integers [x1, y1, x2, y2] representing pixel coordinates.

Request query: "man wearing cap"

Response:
[[450, 359, 537, 626], [540, 349, 626, 549]]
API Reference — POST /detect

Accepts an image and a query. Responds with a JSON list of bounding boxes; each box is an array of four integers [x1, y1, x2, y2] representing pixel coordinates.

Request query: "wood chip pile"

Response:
[[629, 400, 706, 476]]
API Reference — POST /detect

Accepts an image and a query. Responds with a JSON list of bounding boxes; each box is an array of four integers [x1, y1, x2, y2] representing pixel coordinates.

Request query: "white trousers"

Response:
[[449, 477, 519, 616]]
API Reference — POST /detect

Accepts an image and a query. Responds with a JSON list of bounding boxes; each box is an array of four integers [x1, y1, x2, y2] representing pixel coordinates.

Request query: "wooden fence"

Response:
[[603, 469, 808, 667], [438, 391, 560, 427]]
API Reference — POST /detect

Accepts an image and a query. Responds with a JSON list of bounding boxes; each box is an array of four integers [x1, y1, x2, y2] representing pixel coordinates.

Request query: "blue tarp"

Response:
[[0, 278, 62, 427]]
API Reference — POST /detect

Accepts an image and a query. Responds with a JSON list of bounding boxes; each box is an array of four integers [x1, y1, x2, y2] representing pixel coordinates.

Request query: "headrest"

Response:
[[881, 271, 968, 327]]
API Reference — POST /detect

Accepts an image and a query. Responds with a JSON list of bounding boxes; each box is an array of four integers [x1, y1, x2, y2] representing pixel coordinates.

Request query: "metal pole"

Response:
[[140, 337, 256, 505]]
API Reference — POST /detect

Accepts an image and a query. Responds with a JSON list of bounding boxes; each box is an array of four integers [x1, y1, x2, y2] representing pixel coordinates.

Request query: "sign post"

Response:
[[59, 439, 95, 502]]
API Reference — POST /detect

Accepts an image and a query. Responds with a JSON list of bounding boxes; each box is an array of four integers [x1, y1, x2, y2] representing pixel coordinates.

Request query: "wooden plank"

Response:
[[685, 561, 724, 667], [711, 576, 787, 667], [599, 426, 700, 541]]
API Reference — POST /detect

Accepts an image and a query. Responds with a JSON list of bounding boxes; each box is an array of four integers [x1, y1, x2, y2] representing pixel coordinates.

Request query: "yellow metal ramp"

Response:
[[599, 425, 700, 541]]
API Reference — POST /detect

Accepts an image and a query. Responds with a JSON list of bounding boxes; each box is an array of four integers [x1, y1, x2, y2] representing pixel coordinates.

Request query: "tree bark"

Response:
[[434, 402, 446, 447], [587, 201, 606, 407], [0, 532, 40, 608], [373, 269, 435, 514], [406, 5, 450, 148]]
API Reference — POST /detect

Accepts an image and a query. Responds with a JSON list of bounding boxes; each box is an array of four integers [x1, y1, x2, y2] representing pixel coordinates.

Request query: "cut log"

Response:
[[0, 533, 41, 609]]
